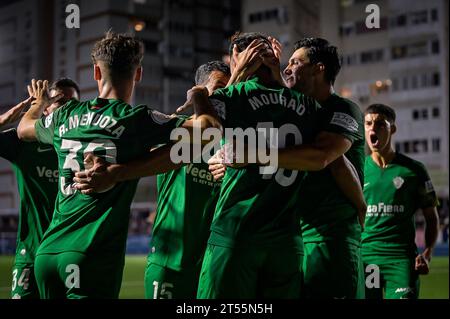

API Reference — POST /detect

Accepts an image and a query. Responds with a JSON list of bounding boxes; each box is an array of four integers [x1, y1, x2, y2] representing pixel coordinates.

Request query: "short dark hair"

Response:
[[91, 31, 144, 81], [294, 38, 341, 85], [228, 31, 271, 58], [195, 61, 231, 85], [365, 103, 396, 124], [49, 78, 80, 97]]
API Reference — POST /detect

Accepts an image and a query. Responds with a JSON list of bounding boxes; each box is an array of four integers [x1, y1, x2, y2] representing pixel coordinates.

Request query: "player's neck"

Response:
[[98, 81, 133, 104], [371, 147, 396, 168], [312, 84, 334, 104]]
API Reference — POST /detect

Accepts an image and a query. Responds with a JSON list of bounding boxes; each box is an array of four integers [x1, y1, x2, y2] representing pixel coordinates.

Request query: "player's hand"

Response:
[[73, 153, 118, 195], [176, 86, 209, 114], [262, 36, 285, 87], [27, 79, 63, 109], [415, 253, 431, 275], [208, 149, 226, 181], [229, 40, 265, 84], [0, 96, 33, 128]]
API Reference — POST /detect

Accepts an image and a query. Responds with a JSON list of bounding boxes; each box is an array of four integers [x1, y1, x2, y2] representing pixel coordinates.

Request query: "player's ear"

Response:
[[390, 123, 397, 135], [135, 66, 143, 83], [316, 62, 325, 75], [94, 64, 102, 81]]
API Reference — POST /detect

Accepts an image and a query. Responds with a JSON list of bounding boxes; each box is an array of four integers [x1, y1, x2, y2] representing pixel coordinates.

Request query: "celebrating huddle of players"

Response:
[[0, 31, 439, 299]]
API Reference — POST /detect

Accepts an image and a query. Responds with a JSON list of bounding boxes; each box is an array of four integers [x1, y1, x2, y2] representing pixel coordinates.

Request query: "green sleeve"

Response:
[[416, 163, 439, 208], [319, 101, 363, 144], [0, 128, 20, 162], [140, 107, 186, 146], [35, 107, 61, 145], [209, 87, 234, 127]]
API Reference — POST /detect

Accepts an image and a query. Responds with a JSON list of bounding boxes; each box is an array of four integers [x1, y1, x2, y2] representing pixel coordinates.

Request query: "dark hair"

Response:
[[91, 31, 144, 81], [228, 31, 271, 58], [195, 61, 231, 85], [294, 38, 341, 85], [365, 103, 396, 123], [49, 78, 80, 97]]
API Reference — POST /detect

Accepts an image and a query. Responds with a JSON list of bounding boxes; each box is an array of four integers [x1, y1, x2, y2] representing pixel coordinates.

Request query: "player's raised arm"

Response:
[[17, 79, 63, 141], [0, 97, 33, 129]]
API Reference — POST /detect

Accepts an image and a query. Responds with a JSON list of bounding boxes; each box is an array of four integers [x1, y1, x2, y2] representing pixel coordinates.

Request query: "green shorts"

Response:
[[303, 241, 365, 299], [34, 251, 125, 299], [197, 243, 303, 299], [144, 262, 200, 299], [11, 262, 39, 299], [363, 259, 419, 299]]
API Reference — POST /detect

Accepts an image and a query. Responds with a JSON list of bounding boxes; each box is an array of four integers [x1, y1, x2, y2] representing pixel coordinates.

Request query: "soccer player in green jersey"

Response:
[[144, 61, 230, 299], [70, 61, 230, 299], [362, 104, 439, 299], [279, 38, 366, 299], [0, 78, 80, 299], [16, 32, 217, 299], [209, 37, 367, 298], [188, 32, 324, 299]]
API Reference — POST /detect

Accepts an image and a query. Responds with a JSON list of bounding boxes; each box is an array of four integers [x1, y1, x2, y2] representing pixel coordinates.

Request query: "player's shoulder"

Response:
[[395, 152, 428, 176], [329, 94, 362, 116]]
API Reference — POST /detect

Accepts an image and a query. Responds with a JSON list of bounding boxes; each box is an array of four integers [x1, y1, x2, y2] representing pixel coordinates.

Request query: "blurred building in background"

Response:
[[241, 0, 320, 65], [321, 0, 449, 210]]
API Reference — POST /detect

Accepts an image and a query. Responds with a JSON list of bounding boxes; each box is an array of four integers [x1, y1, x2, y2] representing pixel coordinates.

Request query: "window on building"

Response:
[[432, 72, 440, 86], [408, 41, 428, 57], [392, 78, 399, 91], [396, 14, 407, 27], [422, 109, 428, 119], [431, 9, 438, 22], [395, 142, 402, 152], [432, 138, 441, 152], [411, 75, 418, 89], [421, 139, 429, 153], [431, 40, 440, 54], [402, 77, 409, 90], [410, 10, 428, 25], [432, 107, 440, 118], [392, 45, 407, 59], [403, 141, 410, 153], [412, 110, 419, 120], [420, 73, 428, 87]]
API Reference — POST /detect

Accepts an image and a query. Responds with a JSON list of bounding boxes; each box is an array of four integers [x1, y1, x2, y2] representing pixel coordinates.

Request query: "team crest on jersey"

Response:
[[44, 113, 54, 128], [425, 180, 434, 193], [149, 109, 173, 124], [393, 176, 404, 189]]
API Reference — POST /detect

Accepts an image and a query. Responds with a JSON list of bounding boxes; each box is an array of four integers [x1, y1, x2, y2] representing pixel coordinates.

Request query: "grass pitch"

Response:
[[0, 255, 448, 299]]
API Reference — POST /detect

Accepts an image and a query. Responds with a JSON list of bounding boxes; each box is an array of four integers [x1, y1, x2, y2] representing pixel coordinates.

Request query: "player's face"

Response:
[[284, 47, 314, 94], [364, 113, 394, 153], [231, 39, 276, 73], [205, 71, 230, 95], [45, 87, 79, 116]]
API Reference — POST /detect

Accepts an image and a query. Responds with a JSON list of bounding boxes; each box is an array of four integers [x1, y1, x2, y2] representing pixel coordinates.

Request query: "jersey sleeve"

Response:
[[319, 100, 363, 144], [209, 88, 230, 126], [35, 107, 61, 145], [140, 107, 187, 146], [0, 128, 20, 162], [416, 163, 439, 208]]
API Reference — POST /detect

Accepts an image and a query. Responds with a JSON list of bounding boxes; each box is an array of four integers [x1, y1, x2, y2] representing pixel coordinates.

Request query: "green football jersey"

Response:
[[0, 129, 58, 264], [149, 161, 221, 271], [361, 153, 439, 262], [34, 97, 184, 256], [298, 94, 365, 245], [207, 76, 320, 248]]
